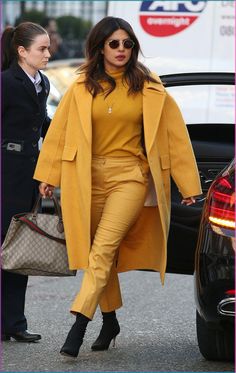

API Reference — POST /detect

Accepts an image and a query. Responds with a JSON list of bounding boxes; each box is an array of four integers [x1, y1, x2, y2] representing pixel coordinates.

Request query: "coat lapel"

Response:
[[10, 62, 39, 106], [143, 79, 166, 154], [39, 71, 49, 97], [73, 75, 92, 144]]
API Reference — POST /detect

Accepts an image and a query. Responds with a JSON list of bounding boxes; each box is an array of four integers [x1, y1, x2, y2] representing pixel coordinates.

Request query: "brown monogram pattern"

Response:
[[1, 213, 76, 276]]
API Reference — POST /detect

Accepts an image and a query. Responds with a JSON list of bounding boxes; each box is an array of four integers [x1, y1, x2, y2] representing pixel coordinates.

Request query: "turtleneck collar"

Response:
[[106, 68, 125, 80]]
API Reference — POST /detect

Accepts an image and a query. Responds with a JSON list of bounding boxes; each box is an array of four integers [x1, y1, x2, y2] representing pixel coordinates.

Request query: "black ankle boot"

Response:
[[60, 313, 90, 357], [91, 311, 120, 351]]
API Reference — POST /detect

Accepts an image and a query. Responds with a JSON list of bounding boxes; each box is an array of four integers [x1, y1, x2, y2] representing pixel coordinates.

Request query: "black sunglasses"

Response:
[[107, 39, 135, 50]]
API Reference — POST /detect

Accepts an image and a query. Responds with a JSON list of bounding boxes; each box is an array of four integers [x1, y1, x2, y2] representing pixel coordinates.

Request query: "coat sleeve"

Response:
[[163, 92, 202, 198], [33, 83, 75, 187]]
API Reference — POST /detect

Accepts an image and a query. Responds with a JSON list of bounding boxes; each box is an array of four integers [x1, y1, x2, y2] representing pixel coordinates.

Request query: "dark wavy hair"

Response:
[[79, 16, 159, 97], [1, 22, 48, 71]]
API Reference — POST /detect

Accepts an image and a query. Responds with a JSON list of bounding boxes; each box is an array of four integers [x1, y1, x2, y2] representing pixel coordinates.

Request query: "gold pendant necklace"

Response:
[[107, 103, 114, 114], [104, 98, 114, 114]]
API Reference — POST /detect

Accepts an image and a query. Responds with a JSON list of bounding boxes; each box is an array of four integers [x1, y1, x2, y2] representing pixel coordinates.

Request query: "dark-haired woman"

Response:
[[34, 16, 202, 357], [1, 22, 51, 342]]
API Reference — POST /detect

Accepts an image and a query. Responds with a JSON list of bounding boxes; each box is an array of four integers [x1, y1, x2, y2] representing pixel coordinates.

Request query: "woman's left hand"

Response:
[[181, 196, 196, 206], [39, 182, 55, 198]]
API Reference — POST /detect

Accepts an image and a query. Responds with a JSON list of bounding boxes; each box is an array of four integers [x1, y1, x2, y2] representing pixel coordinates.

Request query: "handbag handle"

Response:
[[31, 194, 64, 233]]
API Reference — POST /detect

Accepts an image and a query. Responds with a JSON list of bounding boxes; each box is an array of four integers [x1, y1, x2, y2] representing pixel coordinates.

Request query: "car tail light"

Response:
[[208, 175, 235, 229], [225, 290, 235, 296]]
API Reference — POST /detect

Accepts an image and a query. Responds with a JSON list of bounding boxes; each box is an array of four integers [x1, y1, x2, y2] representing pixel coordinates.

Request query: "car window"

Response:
[[45, 60, 83, 117], [166, 85, 234, 124]]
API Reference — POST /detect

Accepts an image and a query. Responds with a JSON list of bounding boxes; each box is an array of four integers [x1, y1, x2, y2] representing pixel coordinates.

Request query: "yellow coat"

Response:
[[34, 74, 202, 284]]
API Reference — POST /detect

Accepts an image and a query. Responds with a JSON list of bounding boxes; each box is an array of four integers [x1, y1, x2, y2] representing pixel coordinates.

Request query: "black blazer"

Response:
[[1, 62, 51, 234]]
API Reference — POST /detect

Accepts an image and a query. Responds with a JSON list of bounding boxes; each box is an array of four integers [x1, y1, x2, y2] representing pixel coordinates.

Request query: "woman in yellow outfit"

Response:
[[34, 16, 202, 358]]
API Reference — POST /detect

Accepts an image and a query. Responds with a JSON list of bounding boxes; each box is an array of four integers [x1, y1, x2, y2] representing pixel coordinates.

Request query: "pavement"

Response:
[[2, 271, 235, 372]]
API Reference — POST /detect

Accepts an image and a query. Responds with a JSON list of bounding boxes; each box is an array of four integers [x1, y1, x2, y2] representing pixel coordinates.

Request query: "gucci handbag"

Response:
[[1, 194, 76, 276]]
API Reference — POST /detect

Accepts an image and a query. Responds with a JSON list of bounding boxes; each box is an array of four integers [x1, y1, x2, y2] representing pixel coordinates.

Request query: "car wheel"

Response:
[[196, 311, 234, 361]]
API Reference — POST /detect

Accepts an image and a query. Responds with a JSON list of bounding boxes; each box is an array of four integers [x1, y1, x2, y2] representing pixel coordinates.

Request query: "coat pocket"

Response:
[[160, 154, 170, 170], [62, 146, 77, 161]]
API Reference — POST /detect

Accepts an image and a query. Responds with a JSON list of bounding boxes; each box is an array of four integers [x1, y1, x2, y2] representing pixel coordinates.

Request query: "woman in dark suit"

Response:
[[1, 22, 51, 342]]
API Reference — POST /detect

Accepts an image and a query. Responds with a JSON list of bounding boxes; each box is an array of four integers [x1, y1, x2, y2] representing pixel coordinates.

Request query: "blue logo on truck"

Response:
[[140, 1, 207, 37]]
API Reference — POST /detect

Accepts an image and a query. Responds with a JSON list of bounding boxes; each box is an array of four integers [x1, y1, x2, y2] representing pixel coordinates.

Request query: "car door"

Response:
[[161, 73, 235, 274]]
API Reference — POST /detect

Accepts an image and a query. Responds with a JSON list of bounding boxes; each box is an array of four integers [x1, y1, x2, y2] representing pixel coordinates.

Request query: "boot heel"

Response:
[[112, 336, 117, 348], [91, 315, 120, 351]]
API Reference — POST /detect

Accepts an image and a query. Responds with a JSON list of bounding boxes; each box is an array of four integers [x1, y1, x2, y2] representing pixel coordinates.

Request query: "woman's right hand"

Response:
[[39, 182, 55, 198]]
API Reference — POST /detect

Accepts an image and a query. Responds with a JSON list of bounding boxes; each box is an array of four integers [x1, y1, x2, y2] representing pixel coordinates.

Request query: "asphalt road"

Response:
[[2, 271, 234, 372]]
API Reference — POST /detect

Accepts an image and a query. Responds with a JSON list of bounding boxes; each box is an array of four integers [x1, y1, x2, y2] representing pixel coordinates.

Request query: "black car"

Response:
[[162, 72, 235, 362], [194, 159, 235, 361]]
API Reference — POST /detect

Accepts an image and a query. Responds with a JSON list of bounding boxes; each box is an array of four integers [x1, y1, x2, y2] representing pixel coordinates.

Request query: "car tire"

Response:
[[196, 310, 234, 361]]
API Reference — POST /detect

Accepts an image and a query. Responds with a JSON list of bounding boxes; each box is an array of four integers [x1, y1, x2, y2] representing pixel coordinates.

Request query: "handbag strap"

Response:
[[19, 216, 66, 245], [32, 194, 62, 220]]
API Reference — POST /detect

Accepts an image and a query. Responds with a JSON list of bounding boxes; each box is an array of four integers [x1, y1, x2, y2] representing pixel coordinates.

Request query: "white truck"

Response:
[[108, 1, 235, 73], [108, 0, 235, 123]]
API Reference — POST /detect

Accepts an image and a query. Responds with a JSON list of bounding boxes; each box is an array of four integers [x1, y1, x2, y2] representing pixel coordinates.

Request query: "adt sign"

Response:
[[140, 1, 207, 37]]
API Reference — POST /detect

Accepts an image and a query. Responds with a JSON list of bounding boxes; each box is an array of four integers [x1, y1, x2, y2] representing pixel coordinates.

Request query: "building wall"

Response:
[[2, 1, 107, 27], [2, 1, 21, 26]]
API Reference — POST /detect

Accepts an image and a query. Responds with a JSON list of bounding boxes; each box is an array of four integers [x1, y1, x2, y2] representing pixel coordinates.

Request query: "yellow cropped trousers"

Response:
[[70, 156, 149, 319]]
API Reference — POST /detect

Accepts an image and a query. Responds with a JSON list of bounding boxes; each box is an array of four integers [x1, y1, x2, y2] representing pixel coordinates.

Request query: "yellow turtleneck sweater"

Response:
[[92, 70, 144, 158]]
